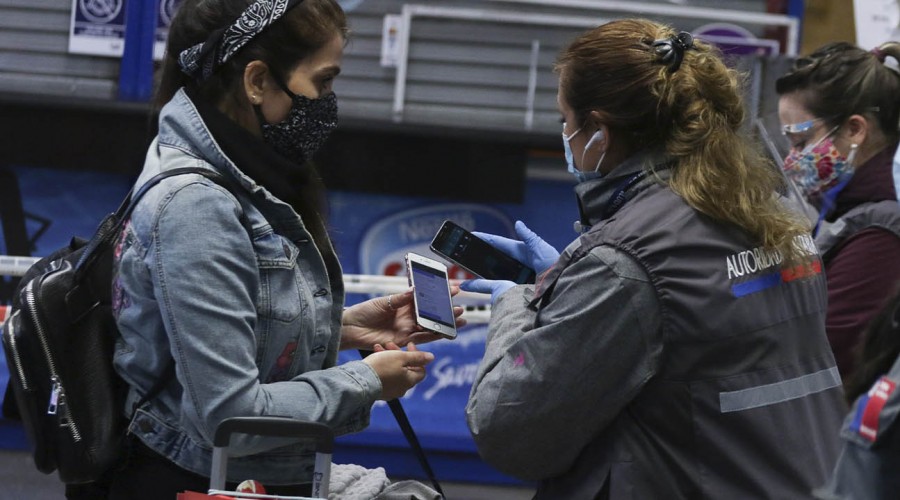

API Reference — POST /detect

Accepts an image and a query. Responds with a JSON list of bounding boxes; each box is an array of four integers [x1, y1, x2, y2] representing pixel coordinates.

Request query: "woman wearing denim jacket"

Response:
[[69, 1, 462, 498]]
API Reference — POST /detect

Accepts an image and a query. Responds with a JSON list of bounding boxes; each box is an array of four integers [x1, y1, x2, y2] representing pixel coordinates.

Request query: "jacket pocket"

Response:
[[253, 231, 303, 323]]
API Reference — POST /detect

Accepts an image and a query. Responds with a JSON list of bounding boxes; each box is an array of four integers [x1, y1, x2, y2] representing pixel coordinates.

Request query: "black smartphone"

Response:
[[430, 220, 536, 285], [405, 252, 458, 340]]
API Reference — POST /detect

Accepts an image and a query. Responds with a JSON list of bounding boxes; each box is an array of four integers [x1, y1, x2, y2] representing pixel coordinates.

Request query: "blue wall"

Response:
[[1, 163, 578, 485]]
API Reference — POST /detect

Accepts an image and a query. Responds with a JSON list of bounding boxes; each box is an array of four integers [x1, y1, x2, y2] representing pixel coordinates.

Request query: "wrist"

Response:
[[340, 308, 360, 350], [339, 325, 364, 351], [341, 305, 358, 326]]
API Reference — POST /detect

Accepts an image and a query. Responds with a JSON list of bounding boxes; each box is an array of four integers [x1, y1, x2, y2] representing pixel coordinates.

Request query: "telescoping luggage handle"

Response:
[[210, 417, 334, 498]]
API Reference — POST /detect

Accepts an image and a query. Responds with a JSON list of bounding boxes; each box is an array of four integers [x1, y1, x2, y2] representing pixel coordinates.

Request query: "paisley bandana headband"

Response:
[[178, 0, 305, 82]]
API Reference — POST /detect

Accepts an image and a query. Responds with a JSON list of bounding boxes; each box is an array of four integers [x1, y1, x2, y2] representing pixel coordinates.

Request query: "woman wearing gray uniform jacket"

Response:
[[462, 19, 846, 499]]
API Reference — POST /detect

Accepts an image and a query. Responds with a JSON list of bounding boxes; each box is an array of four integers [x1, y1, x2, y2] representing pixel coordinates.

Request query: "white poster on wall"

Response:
[[69, 0, 181, 60], [69, 0, 360, 59], [854, 0, 900, 50], [68, 0, 128, 57]]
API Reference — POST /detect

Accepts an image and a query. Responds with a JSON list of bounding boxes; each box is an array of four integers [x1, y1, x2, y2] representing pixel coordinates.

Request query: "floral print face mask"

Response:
[[782, 126, 856, 200]]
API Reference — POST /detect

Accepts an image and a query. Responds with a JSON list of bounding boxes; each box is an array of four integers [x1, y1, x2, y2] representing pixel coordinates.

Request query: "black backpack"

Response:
[[1, 167, 238, 484]]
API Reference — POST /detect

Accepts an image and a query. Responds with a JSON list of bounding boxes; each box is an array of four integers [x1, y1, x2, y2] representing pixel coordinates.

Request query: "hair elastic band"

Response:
[[652, 31, 694, 73]]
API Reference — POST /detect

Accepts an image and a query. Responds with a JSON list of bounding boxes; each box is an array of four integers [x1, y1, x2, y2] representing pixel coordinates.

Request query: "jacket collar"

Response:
[[574, 148, 671, 229], [156, 89, 331, 243], [831, 143, 899, 220], [157, 88, 279, 202]]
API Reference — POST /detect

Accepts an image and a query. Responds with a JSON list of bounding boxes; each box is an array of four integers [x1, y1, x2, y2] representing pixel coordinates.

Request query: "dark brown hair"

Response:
[[776, 41, 900, 143], [156, 0, 347, 110]]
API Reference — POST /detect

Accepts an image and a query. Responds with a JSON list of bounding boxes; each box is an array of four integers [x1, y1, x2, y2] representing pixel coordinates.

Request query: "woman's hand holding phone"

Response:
[[340, 287, 466, 350], [473, 220, 560, 275], [459, 221, 558, 303]]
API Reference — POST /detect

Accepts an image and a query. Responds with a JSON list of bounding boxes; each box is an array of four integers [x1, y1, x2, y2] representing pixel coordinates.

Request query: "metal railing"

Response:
[[0, 256, 492, 324]]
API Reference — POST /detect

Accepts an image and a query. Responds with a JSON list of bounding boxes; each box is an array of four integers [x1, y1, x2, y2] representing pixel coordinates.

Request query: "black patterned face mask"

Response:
[[254, 86, 338, 166]]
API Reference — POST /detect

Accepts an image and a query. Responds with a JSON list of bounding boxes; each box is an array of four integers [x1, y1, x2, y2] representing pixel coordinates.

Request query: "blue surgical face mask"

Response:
[[562, 124, 606, 183]]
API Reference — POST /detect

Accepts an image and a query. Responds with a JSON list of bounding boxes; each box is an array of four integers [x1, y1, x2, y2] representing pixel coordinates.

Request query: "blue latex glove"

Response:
[[472, 220, 560, 275], [460, 278, 516, 304]]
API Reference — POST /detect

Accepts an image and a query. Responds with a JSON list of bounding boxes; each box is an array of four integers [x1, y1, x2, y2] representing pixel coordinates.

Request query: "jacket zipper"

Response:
[[4, 310, 30, 391], [24, 281, 83, 443]]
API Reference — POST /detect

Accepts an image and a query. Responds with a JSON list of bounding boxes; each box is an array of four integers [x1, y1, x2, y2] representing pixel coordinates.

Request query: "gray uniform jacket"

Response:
[[466, 151, 847, 499], [816, 200, 900, 259], [816, 352, 900, 500]]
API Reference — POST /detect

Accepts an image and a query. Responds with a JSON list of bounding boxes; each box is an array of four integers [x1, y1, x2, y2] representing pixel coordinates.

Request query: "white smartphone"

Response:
[[405, 252, 458, 340]]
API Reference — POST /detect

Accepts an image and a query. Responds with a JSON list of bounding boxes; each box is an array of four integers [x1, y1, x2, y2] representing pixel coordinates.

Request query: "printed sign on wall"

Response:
[[68, 0, 183, 60], [68, 0, 128, 56], [853, 0, 900, 51]]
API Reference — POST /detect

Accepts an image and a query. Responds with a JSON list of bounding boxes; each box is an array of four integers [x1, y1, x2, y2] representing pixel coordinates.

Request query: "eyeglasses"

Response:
[[781, 116, 836, 151], [782, 107, 880, 136], [781, 118, 823, 136]]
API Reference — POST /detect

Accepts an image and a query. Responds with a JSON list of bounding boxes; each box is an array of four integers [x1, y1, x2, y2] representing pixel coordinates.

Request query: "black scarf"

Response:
[[185, 88, 330, 251]]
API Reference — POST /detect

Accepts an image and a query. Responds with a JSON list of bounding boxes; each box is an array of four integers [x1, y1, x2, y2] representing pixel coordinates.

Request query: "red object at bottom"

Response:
[[177, 493, 235, 500]]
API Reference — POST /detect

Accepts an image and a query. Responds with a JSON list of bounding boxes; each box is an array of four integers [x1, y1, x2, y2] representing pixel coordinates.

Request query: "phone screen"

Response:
[[409, 260, 456, 328], [431, 221, 536, 284]]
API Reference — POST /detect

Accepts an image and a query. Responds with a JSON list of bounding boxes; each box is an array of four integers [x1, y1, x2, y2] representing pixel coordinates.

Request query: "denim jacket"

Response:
[[112, 89, 381, 484]]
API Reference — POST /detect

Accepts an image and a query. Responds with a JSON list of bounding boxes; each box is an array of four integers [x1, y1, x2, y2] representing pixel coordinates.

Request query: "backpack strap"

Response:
[[386, 399, 444, 496], [115, 168, 249, 416], [358, 349, 443, 495], [76, 167, 250, 274]]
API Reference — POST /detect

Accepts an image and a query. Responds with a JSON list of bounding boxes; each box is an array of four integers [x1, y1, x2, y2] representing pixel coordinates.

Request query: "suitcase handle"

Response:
[[213, 416, 334, 451], [210, 416, 334, 497]]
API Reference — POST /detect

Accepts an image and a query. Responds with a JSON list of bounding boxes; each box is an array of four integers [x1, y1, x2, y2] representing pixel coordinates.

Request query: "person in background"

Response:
[[815, 284, 900, 499], [843, 283, 900, 405], [75, 1, 463, 499], [461, 18, 846, 499], [775, 41, 900, 383]]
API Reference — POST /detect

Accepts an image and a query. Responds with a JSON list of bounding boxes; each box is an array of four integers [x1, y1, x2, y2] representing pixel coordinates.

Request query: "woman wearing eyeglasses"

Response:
[[776, 41, 900, 386]]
